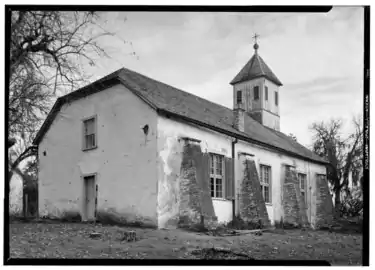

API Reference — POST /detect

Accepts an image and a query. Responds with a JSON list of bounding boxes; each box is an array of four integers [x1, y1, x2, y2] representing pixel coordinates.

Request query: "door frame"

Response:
[[81, 173, 98, 221]]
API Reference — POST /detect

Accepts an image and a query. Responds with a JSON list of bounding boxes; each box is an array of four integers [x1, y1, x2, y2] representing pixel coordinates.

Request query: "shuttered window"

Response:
[[260, 164, 272, 203], [298, 173, 307, 203], [209, 154, 224, 198]]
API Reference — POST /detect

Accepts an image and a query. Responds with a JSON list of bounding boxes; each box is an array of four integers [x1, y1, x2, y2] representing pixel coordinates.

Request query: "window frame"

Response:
[[209, 153, 225, 199], [298, 173, 307, 204], [259, 164, 272, 204], [236, 90, 242, 104], [82, 115, 98, 151], [254, 86, 260, 101], [265, 86, 268, 101]]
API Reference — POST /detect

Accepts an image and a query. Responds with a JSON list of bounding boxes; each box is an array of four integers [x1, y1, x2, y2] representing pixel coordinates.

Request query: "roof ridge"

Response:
[[119, 67, 234, 113]]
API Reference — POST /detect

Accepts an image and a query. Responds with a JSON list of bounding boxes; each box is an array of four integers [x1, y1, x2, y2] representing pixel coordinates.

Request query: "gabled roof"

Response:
[[230, 53, 283, 86], [33, 67, 328, 165]]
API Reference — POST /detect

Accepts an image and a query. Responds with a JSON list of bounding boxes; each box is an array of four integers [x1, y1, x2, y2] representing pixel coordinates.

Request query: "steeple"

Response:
[[230, 34, 282, 86], [231, 34, 282, 131]]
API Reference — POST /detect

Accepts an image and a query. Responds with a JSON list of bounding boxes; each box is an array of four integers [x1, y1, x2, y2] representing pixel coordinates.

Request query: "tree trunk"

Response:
[[334, 188, 341, 219]]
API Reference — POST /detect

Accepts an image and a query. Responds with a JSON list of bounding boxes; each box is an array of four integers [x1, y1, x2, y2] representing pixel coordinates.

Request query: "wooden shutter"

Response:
[[202, 153, 211, 186], [225, 157, 234, 200]]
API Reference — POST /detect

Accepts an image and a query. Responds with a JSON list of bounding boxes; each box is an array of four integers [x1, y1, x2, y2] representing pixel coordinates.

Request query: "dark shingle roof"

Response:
[[230, 53, 283, 86], [33, 67, 327, 165]]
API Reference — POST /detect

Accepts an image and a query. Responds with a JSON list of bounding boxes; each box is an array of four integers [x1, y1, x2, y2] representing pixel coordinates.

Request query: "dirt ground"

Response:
[[9, 221, 362, 265]]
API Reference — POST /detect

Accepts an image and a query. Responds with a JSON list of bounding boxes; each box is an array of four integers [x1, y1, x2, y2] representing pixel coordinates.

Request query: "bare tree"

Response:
[[310, 116, 363, 217], [8, 10, 123, 182]]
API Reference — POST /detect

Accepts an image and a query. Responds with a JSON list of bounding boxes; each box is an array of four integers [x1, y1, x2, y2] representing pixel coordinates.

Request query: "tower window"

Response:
[[254, 86, 259, 100], [236, 90, 242, 104], [275, 91, 278, 106], [265, 86, 268, 101]]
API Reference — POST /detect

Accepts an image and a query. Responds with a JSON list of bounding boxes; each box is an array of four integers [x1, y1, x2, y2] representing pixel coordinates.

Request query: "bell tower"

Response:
[[230, 34, 283, 131]]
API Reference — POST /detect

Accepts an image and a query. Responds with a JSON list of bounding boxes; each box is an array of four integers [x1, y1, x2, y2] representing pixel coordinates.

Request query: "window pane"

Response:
[[299, 174, 306, 190], [265, 86, 268, 101], [301, 191, 305, 203], [210, 178, 215, 197], [237, 90, 242, 104], [264, 167, 269, 184], [264, 186, 270, 203], [216, 156, 223, 175], [216, 178, 222, 198], [85, 134, 95, 148], [254, 86, 259, 100], [210, 155, 214, 174], [84, 118, 95, 135]]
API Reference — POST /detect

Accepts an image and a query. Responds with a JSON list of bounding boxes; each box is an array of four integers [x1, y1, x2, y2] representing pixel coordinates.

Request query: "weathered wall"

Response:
[[282, 166, 309, 227], [313, 174, 334, 229], [233, 78, 280, 131], [263, 79, 280, 116], [235, 141, 326, 226], [237, 156, 270, 227], [157, 115, 327, 227], [157, 116, 233, 227], [233, 77, 264, 111], [38, 84, 158, 226], [178, 142, 216, 228]]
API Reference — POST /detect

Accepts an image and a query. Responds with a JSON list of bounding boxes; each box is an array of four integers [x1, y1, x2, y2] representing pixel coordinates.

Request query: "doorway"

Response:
[[83, 174, 97, 221]]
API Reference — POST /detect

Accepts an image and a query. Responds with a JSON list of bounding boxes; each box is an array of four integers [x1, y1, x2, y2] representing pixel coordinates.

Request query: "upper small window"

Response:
[[275, 91, 278, 106], [83, 116, 97, 150], [236, 90, 242, 104], [254, 86, 259, 100], [265, 86, 268, 101]]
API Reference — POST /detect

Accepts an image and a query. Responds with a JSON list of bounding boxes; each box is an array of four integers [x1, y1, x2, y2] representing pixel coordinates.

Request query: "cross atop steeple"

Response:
[[252, 33, 260, 44], [252, 33, 260, 54]]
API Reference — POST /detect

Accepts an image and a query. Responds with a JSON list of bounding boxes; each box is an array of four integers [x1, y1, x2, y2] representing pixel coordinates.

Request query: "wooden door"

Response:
[[84, 175, 96, 221]]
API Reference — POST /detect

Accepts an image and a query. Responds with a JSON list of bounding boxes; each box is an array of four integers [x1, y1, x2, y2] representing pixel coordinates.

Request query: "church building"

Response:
[[34, 38, 334, 229]]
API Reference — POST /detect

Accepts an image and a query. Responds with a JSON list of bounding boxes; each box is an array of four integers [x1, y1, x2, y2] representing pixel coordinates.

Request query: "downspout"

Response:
[[232, 138, 238, 220]]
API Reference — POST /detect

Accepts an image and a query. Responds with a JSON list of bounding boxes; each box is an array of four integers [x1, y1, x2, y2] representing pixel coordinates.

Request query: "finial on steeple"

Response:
[[252, 33, 260, 54]]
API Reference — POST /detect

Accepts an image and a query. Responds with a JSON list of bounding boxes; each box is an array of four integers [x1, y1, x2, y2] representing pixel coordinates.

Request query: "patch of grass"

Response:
[[9, 222, 363, 265]]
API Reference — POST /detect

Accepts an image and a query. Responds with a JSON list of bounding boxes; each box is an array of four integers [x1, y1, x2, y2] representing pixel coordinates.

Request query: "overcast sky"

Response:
[[84, 7, 364, 147]]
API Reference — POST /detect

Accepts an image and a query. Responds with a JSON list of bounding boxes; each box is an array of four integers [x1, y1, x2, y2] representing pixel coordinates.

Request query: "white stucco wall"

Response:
[[38, 84, 159, 225], [212, 199, 233, 224], [157, 115, 326, 226]]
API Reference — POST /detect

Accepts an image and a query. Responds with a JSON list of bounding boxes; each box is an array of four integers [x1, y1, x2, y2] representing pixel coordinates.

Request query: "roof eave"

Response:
[[230, 75, 283, 86], [157, 108, 329, 166]]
